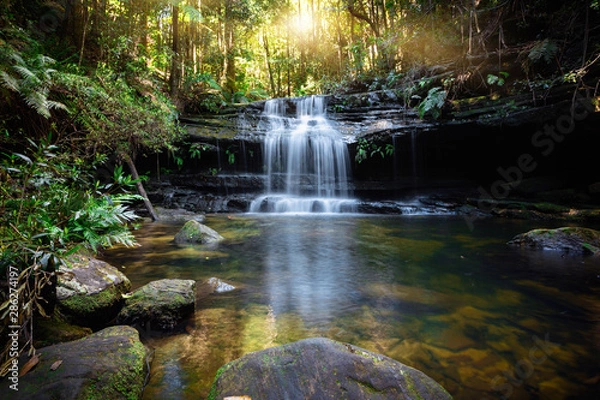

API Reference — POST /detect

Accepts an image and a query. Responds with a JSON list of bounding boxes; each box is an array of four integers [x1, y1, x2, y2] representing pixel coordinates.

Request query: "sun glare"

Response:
[[293, 13, 313, 35]]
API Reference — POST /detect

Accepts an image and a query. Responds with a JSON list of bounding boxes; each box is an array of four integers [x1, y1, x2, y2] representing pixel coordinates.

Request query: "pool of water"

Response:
[[101, 214, 600, 399]]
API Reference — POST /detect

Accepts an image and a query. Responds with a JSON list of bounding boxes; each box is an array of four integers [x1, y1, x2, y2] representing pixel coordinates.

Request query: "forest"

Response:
[[1, 0, 599, 381]]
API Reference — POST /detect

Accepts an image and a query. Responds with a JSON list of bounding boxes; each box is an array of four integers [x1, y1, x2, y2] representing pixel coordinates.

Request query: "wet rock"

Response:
[[174, 220, 224, 245], [56, 255, 131, 329], [507, 227, 600, 254], [116, 279, 196, 330], [208, 337, 453, 400], [34, 316, 92, 348], [207, 277, 235, 293], [12, 326, 148, 400], [154, 206, 206, 223]]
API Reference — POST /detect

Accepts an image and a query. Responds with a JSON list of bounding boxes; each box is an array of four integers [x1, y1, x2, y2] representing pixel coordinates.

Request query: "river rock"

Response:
[[174, 220, 224, 245], [207, 277, 235, 293], [56, 255, 131, 329], [116, 279, 196, 330], [507, 227, 600, 254], [208, 337, 453, 400], [11, 326, 148, 400]]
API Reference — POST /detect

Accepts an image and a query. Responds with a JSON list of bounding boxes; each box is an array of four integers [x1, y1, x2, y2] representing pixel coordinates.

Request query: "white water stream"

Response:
[[249, 96, 357, 213]]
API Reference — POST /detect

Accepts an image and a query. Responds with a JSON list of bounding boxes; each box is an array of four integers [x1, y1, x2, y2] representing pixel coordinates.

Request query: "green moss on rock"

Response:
[[34, 314, 92, 348], [116, 279, 196, 330], [14, 326, 148, 400], [508, 226, 600, 254], [208, 337, 452, 400], [56, 256, 131, 329], [174, 220, 224, 245]]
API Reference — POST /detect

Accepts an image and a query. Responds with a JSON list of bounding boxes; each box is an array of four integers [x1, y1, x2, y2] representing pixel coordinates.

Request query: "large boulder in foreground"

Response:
[[174, 220, 224, 245], [11, 326, 148, 400], [208, 337, 452, 400], [116, 279, 196, 330], [507, 227, 600, 254], [56, 255, 131, 328]]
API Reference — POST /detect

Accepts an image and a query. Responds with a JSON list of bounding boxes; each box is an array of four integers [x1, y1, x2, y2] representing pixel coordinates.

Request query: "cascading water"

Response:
[[249, 96, 357, 213]]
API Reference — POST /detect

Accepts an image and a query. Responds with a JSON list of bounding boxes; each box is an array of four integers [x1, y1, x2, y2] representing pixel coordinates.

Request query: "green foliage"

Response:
[[54, 65, 183, 156], [189, 143, 210, 160], [487, 72, 509, 87], [0, 138, 140, 258], [0, 137, 141, 374], [226, 146, 236, 165], [528, 39, 558, 65], [521, 39, 558, 74], [0, 46, 67, 118], [417, 87, 447, 119], [355, 138, 394, 164]]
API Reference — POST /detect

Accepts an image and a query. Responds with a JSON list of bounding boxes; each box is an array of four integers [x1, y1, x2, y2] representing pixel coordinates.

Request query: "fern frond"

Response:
[[9, 52, 25, 66], [0, 71, 19, 91], [47, 100, 69, 113], [24, 91, 51, 118], [13, 65, 39, 82]]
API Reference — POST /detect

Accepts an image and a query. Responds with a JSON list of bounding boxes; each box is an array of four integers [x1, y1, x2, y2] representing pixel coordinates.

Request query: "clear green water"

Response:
[[101, 215, 600, 399]]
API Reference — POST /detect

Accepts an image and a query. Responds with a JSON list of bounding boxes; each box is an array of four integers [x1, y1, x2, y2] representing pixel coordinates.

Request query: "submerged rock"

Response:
[[13, 326, 148, 400], [174, 220, 224, 245], [507, 226, 600, 254], [116, 279, 196, 330], [56, 255, 131, 329], [208, 337, 452, 400], [207, 277, 235, 293]]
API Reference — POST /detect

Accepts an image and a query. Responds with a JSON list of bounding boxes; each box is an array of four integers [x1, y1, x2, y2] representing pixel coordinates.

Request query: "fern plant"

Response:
[[418, 87, 447, 120], [0, 49, 67, 118], [528, 39, 558, 64]]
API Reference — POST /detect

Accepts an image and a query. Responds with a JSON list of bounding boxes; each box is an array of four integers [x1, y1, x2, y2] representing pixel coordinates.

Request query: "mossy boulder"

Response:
[[116, 279, 196, 331], [56, 255, 131, 329], [10, 326, 148, 400], [507, 226, 600, 254], [174, 220, 224, 245], [208, 337, 452, 400], [34, 315, 93, 348]]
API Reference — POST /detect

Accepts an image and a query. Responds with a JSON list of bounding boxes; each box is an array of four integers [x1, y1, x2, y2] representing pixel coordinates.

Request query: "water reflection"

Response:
[[261, 216, 358, 324]]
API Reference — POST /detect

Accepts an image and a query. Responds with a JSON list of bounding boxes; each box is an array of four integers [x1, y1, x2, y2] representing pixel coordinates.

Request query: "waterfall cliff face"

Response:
[[249, 96, 357, 213]]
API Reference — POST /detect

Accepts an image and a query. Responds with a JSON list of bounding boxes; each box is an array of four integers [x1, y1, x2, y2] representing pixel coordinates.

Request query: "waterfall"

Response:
[[249, 96, 357, 213]]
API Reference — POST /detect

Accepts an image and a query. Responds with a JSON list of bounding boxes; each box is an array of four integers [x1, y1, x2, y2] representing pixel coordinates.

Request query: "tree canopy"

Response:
[[3, 0, 597, 110]]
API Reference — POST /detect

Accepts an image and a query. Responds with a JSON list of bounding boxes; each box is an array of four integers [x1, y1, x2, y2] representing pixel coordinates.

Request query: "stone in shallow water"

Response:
[[116, 279, 196, 330], [208, 337, 453, 400], [507, 226, 600, 254], [57, 255, 131, 329], [174, 220, 224, 245], [207, 277, 235, 293]]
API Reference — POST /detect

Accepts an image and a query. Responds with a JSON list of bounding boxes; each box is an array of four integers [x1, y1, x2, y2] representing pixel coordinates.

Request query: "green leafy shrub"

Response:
[[417, 87, 447, 120], [0, 138, 141, 375], [355, 138, 395, 164], [54, 65, 183, 156]]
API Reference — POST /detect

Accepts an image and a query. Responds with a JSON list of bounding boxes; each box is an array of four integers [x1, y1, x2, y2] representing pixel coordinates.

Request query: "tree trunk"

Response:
[[123, 154, 159, 221], [263, 31, 276, 96], [170, 4, 180, 97]]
